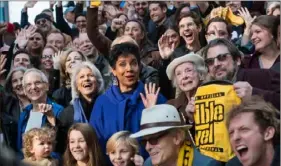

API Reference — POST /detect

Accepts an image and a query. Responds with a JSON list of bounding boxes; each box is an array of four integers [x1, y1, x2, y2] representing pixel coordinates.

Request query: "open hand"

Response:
[[131, 154, 144, 166], [158, 34, 176, 59], [238, 7, 256, 29], [52, 50, 64, 70], [140, 82, 160, 108]]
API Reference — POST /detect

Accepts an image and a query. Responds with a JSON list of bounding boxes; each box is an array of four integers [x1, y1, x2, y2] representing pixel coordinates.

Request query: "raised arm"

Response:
[[86, 7, 112, 57]]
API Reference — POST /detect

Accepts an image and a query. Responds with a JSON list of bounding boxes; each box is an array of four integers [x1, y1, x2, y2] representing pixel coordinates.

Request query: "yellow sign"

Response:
[[194, 81, 241, 162]]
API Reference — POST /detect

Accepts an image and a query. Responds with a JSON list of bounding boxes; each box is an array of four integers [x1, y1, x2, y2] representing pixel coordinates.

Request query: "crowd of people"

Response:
[[0, 1, 280, 166]]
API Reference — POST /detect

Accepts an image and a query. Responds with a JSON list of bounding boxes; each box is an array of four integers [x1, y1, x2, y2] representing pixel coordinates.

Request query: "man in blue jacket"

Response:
[[17, 68, 63, 158]]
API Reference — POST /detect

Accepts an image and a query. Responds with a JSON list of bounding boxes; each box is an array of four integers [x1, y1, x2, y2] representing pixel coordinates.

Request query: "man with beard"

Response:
[[133, 1, 150, 30], [202, 38, 280, 109], [34, 13, 53, 36], [147, 1, 172, 44], [78, 33, 111, 89]]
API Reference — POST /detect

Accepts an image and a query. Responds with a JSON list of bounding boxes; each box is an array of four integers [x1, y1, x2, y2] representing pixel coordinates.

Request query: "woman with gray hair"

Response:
[[166, 53, 207, 124], [57, 61, 104, 152]]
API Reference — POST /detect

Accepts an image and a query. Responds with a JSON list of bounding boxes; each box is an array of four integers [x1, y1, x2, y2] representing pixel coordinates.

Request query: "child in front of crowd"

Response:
[[22, 127, 58, 166], [107, 131, 144, 166]]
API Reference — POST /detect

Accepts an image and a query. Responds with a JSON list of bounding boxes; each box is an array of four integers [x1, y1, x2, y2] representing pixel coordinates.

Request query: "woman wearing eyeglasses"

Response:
[[166, 53, 207, 125]]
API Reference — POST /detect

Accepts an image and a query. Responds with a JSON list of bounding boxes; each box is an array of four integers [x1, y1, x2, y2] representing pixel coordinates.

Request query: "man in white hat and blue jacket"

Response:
[[130, 104, 193, 166]]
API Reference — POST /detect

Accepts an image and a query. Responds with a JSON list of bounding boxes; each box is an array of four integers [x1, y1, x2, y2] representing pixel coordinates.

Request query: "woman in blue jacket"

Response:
[[89, 42, 166, 161]]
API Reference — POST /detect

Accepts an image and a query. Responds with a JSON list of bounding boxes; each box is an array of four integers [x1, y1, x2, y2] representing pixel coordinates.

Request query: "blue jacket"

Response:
[[90, 82, 166, 160], [17, 98, 63, 156]]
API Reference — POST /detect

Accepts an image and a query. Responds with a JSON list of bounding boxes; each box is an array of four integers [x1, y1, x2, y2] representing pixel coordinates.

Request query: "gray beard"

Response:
[[208, 62, 239, 83]]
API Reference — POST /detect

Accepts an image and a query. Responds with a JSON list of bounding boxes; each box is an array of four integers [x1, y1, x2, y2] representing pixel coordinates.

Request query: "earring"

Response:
[[113, 76, 118, 86]]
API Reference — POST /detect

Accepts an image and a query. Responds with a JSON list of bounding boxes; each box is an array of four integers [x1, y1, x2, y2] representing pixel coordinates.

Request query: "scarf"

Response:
[[177, 141, 194, 166], [105, 81, 145, 131], [73, 98, 88, 123]]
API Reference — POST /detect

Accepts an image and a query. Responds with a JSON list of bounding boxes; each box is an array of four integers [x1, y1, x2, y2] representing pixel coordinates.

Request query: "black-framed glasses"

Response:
[[36, 19, 47, 25], [205, 53, 231, 67], [141, 131, 169, 147]]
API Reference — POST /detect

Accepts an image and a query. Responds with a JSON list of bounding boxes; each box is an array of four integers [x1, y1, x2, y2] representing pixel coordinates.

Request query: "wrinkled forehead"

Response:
[[23, 71, 43, 83]]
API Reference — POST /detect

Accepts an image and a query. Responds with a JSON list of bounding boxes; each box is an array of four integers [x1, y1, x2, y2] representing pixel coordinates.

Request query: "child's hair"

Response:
[[22, 127, 56, 158], [106, 131, 139, 155]]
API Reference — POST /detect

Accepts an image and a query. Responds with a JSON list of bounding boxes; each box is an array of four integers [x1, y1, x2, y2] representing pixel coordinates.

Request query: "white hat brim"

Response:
[[166, 53, 205, 80], [130, 124, 192, 138]]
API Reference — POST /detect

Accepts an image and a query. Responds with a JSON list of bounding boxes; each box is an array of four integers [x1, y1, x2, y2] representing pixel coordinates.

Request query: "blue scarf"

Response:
[[73, 98, 88, 123], [105, 81, 145, 131]]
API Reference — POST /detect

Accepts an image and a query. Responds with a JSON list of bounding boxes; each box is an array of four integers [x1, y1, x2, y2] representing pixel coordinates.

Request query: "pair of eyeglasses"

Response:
[[204, 53, 231, 66], [141, 131, 169, 147], [36, 19, 46, 25], [135, 2, 147, 7], [42, 55, 52, 59]]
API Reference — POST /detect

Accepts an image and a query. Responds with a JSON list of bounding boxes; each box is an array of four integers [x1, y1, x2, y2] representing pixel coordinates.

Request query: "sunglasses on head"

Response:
[[36, 19, 47, 25], [141, 131, 169, 147], [205, 53, 231, 67]]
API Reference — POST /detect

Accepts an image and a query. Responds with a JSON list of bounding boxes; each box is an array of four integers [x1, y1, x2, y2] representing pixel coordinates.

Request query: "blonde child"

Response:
[[22, 127, 58, 166], [107, 131, 144, 166]]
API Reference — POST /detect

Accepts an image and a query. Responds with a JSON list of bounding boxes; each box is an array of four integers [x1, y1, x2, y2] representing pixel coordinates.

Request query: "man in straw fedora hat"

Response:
[[130, 104, 194, 166]]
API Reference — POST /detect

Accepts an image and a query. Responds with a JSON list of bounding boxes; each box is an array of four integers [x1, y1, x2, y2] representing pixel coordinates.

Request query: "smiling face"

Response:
[[76, 67, 98, 98], [11, 70, 25, 96], [112, 54, 139, 92], [124, 22, 144, 44], [165, 29, 180, 48], [27, 32, 45, 51], [41, 48, 55, 70], [35, 18, 52, 33], [109, 142, 134, 166], [228, 112, 274, 166], [14, 53, 31, 68], [23, 72, 48, 102], [174, 62, 200, 92], [149, 3, 167, 24], [78, 33, 95, 57], [30, 136, 53, 160], [47, 33, 65, 51], [206, 44, 240, 81], [69, 130, 89, 163], [134, 2, 148, 16], [251, 24, 274, 52], [76, 16, 87, 32], [65, 52, 84, 75], [179, 17, 201, 46], [143, 130, 180, 166]]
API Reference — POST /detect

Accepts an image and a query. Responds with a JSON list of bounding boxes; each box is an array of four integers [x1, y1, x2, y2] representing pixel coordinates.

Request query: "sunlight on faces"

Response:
[[12, 70, 25, 96], [179, 17, 201, 45], [69, 130, 89, 162], [251, 24, 275, 52], [76, 67, 98, 98], [206, 22, 229, 43], [47, 33, 65, 51], [14, 53, 31, 68], [149, 3, 166, 24], [112, 54, 139, 90], [228, 112, 275, 166], [41, 48, 55, 70], [30, 136, 53, 160], [65, 52, 84, 75], [165, 29, 180, 47], [23, 72, 48, 102], [124, 22, 144, 44], [143, 131, 181, 166], [109, 142, 134, 166], [174, 62, 200, 92], [206, 45, 240, 81]]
